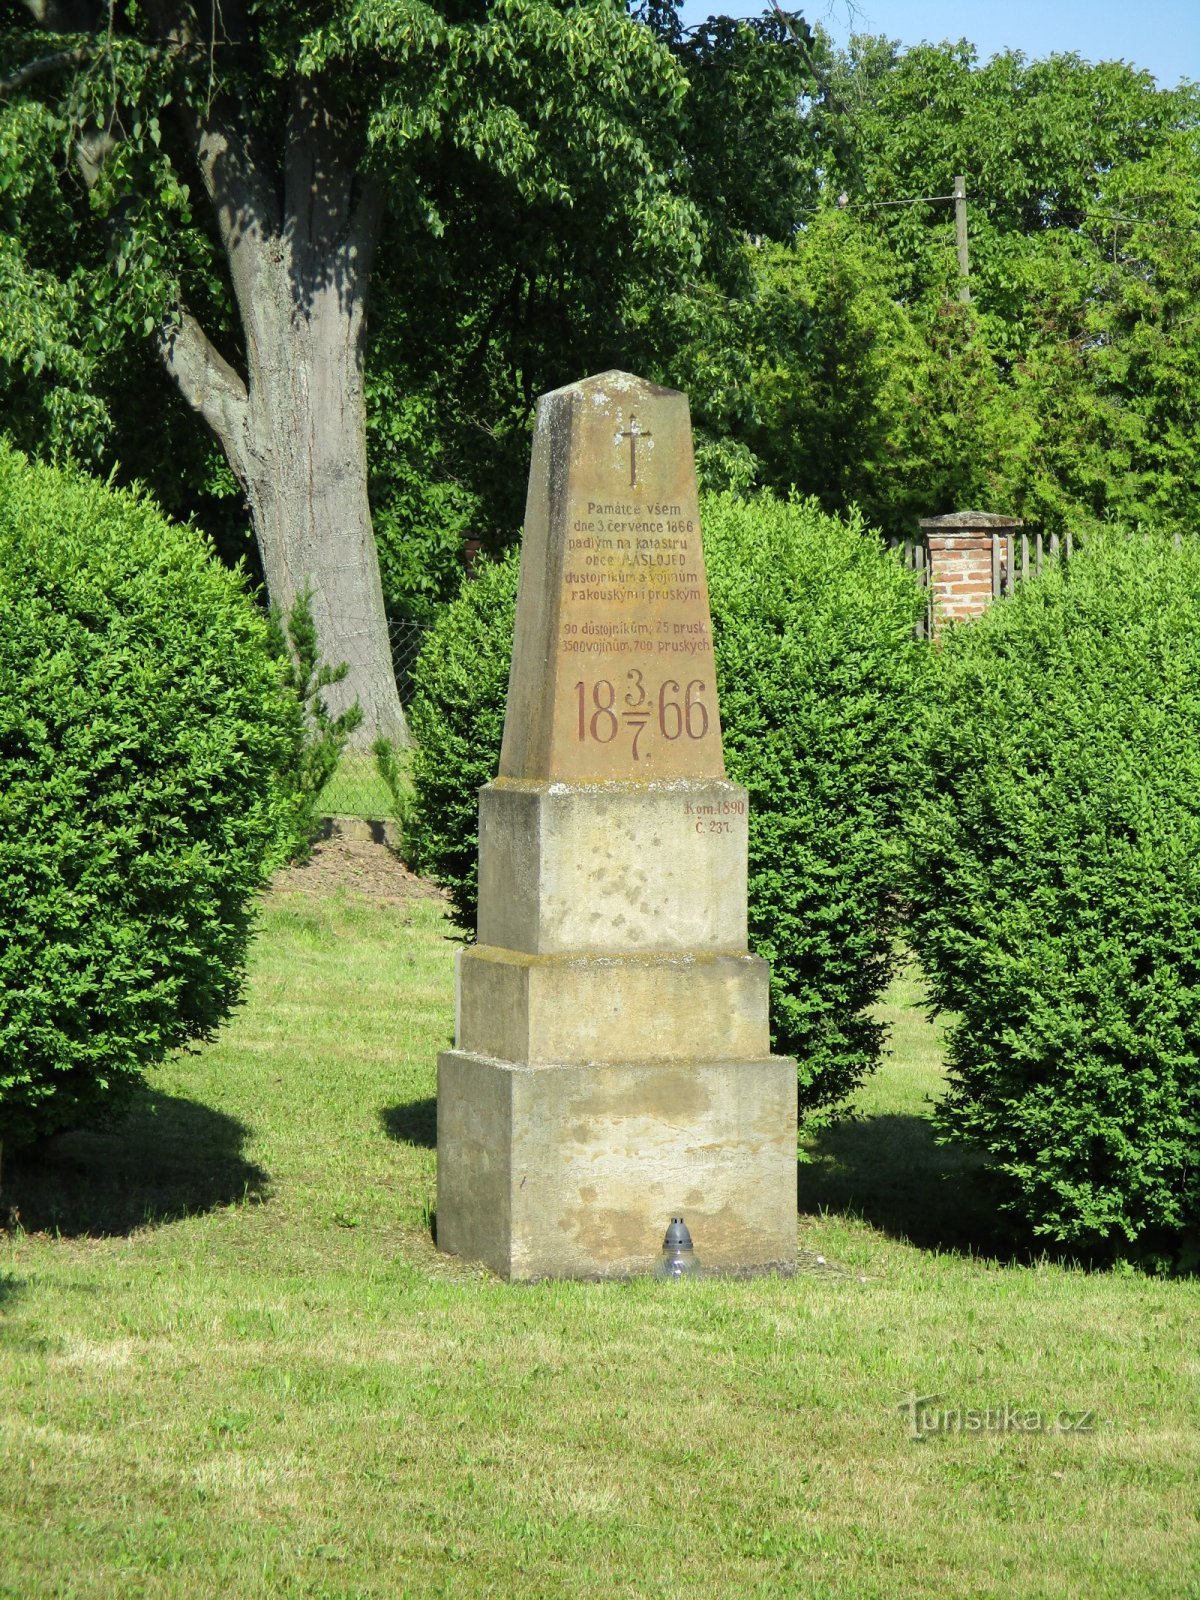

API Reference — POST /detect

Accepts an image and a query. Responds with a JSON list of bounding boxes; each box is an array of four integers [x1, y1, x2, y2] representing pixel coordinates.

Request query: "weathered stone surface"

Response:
[[477, 778, 749, 955], [455, 946, 770, 1065], [436, 370, 797, 1281], [500, 371, 723, 783], [437, 1051, 797, 1281], [918, 510, 1022, 531]]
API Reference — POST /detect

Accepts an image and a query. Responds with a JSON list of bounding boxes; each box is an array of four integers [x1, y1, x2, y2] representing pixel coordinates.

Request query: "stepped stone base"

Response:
[[455, 946, 770, 1065], [436, 1050, 797, 1281]]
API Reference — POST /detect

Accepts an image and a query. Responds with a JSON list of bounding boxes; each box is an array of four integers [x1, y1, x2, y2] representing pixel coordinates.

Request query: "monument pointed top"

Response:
[[500, 370, 724, 783], [541, 369, 680, 403]]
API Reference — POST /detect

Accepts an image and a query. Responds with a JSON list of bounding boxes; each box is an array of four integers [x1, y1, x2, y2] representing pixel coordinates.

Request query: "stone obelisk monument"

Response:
[[436, 371, 796, 1280]]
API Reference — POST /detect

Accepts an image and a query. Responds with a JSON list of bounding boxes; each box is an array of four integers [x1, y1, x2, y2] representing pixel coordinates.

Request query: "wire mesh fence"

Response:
[[315, 617, 431, 822], [389, 616, 430, 705]]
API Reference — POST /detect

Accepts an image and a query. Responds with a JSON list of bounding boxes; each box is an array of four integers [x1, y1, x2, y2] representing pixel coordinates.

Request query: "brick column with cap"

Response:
[[919, 510, 1023, 634]]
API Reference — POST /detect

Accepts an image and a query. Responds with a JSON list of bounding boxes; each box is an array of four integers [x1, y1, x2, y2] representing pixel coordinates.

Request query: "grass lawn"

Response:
[[2, 876, 1197, 1598], [317, 751, 408, 822]]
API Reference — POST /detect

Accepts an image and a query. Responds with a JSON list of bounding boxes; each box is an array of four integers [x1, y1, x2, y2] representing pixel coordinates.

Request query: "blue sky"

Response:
[[675, 0, 1200, 90]]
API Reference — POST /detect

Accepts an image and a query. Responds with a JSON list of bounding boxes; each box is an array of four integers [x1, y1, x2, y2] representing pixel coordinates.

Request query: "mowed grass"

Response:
[[2, 894, 1198, 1599]]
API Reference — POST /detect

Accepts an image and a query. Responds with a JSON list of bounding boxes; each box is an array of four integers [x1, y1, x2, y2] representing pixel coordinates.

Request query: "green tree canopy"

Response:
[[0, 1, 814, 632], [677, 38, 1200, 541], [6, 14, 1192, 596]]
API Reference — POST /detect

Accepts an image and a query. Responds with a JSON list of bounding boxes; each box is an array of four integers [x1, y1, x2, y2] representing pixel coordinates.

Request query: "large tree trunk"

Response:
[[240, 293, 404, 748], [16, 2, 408, 748], [238, 88, 403, 749], [238, 321, 401, 746], [160, 78, 407, 748]]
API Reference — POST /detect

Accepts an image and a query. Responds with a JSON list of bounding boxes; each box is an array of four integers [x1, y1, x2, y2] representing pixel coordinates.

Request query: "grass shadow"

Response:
[[798, 1111, 1008, 1259], [4, 1089, 269, 1238], [800, 1110, 1197, 1274], [0, 1272, 24, 1311], [379, 1098, 437, 1150]]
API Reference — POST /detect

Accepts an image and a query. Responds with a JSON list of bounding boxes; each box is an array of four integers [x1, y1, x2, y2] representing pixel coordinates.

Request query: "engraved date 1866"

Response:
[[574, 670, 710, 760]]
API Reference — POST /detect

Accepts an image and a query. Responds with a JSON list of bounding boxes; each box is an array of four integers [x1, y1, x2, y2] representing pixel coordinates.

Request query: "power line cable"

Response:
[[827, 191, 1200, 232]]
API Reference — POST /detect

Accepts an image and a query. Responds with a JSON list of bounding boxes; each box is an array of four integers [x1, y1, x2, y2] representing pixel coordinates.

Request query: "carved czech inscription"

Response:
[[500, 372, 724, 782]]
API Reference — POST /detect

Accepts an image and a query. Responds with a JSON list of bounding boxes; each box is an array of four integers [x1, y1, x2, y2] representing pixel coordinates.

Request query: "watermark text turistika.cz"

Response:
[[898, 1392, 1096, 1440]]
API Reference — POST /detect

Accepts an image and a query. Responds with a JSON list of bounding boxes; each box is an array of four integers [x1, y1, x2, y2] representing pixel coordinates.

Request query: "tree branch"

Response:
[[0, 45, 91, 95], [17, 0, 102, 29], [156, 310, 251, 481]]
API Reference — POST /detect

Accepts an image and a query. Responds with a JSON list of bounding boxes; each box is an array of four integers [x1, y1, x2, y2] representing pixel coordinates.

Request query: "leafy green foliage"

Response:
[[0, 2, 817, 617], [348, 5, 815, 603], [407, 495, 926, 1116], [0, 95, 111, 459], [676, 43, 1200, 544], [704, 494, 928, 1113], [405, 548, 518, 922], [8, 12, 1195, 616], [0, 21, 256, 572], [367, 387, 481, 614], [906, 533, 1200, 1258], [0, 443, 303, 1151], [268, 591, 364, 861], [646, 7, 818, 266], [372, 736, 410, 824]]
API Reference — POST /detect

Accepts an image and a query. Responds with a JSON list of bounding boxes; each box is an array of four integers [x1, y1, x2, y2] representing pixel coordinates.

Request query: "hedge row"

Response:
[[410, 507, 1200, 1263], [9, 442, 1199, 1264], [906, 531, 1200, 1259]]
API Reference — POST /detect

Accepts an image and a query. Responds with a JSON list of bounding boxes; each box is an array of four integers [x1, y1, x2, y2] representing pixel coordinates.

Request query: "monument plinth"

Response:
[[437, 371, 797, 1280]]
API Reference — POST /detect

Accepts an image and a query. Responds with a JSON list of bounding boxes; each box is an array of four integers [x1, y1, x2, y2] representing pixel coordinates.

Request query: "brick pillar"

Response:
[[919, 510, 1022, 634]]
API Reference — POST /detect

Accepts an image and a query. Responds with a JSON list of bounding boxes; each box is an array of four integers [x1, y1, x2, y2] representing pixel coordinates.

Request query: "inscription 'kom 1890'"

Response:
[[500, 371, 724, 783]]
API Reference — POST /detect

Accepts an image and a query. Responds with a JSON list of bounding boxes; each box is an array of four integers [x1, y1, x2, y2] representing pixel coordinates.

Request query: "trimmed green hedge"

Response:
[[408, 492, 926, 1117], [705, 493, 927, 1109], [0, 443, 303, 1151], [907, 531, 1200, 1258]]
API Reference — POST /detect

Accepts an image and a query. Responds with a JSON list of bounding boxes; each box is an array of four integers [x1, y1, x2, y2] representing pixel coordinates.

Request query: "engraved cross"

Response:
[[618, 417, 651, 488]]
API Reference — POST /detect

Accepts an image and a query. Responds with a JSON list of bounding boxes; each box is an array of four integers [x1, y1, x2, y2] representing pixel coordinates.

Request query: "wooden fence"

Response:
[[888, 528, 1076, 639]]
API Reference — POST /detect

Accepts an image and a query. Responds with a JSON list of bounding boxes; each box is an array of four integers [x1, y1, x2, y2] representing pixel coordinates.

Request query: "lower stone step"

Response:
[[436, 1050, 798, 1281]]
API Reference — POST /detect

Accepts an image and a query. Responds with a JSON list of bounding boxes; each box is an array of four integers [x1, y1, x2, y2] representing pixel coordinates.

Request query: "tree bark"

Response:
[[239, 293, 404, 748], [161, 65, 407, 747], [15, 2, 410, 746]]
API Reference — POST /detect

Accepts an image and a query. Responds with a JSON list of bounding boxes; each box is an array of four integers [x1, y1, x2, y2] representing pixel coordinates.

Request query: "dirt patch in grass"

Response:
[[269, 832, 444, 906]]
